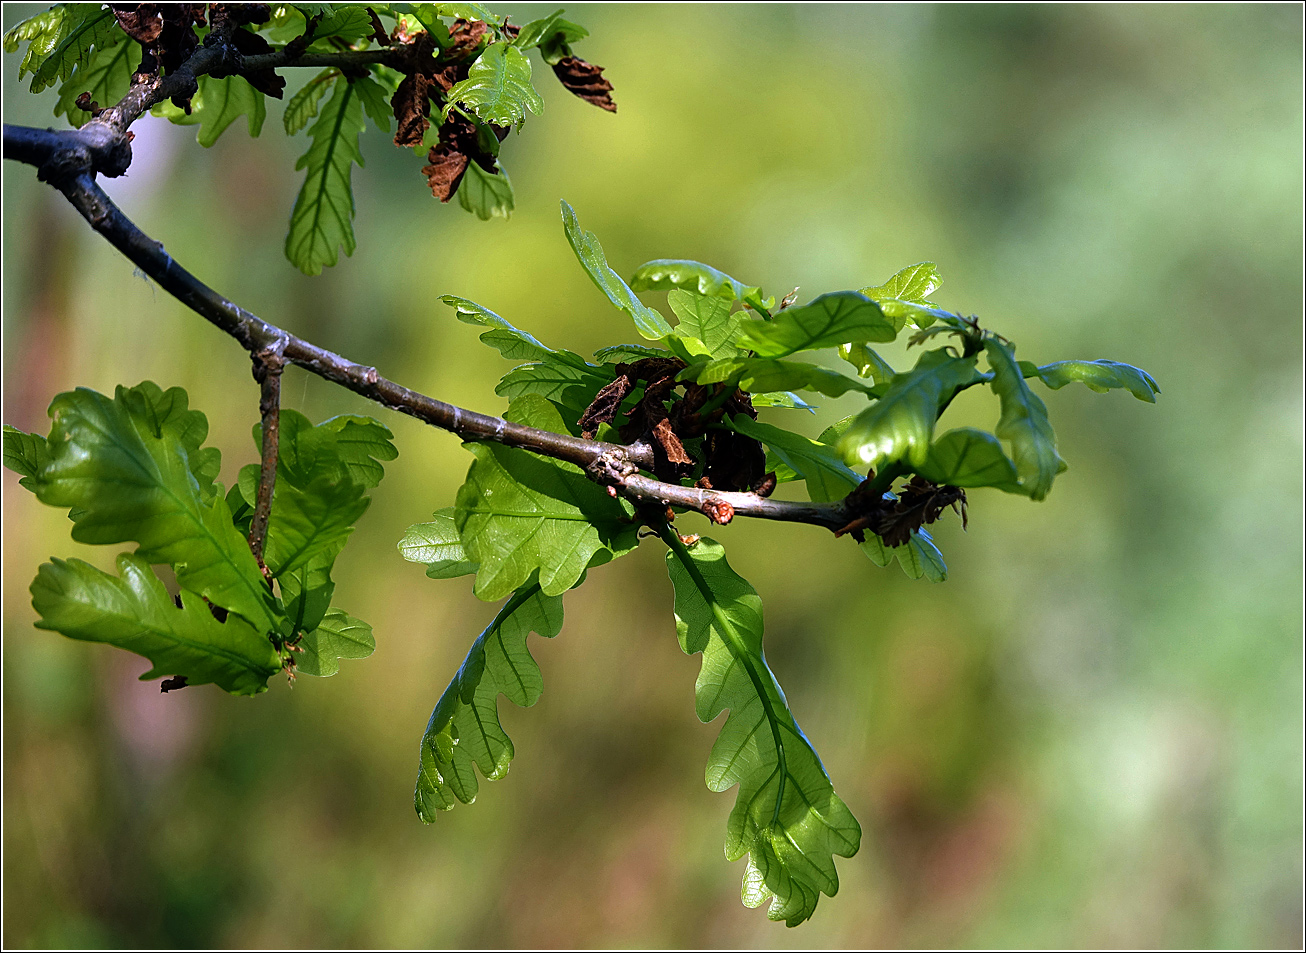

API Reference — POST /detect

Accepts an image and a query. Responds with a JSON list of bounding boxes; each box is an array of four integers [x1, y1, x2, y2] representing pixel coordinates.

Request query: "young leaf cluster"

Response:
[[391, 202, 1158, 923], [4, 383, 396, 690], [3, 3, 616, 273]]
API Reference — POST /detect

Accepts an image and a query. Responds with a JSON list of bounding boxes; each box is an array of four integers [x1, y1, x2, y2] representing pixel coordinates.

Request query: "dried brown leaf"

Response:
[[552, 56, 616, 112]]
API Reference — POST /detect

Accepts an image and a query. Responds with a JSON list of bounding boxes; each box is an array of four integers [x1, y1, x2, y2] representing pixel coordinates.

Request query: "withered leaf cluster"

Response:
[[578, 358, 773, 494], [837, 476, 967, 547]]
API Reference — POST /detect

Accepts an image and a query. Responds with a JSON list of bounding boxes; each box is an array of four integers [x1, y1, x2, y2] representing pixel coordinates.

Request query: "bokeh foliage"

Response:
[[3, 3, 1301, 947]]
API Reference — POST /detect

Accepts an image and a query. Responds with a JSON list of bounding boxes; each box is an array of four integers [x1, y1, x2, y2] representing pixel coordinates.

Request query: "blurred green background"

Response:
[[3, 3, 1302, 948]]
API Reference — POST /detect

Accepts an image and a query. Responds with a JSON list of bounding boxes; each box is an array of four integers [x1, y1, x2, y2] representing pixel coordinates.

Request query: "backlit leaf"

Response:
[[669, 289, 743, 359], [286, 75, 367, 274], [629, 259, 768, 312], [445, 42, 543, 126], [738, 292, 895, 358], [1029, 359, 1159, 402], [664, 536, 860, 926], [399, 508, 478, 579], [985, 338, 1066, 501], [455, 395, 638, 600], [457, 160, 515, 220], [415, 581, 563, 817], [684, 357, 875, 399], [154, 74, 267, 147], [916, 427, 1021, 491], [837, 349, 980, 469], [31, 554, 281, 695], [296, 608, 375, 677], [561, 201, 673, 340]]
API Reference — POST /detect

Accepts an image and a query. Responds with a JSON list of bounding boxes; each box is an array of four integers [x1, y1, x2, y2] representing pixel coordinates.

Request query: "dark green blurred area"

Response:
[[3, 3, 1301, 947]]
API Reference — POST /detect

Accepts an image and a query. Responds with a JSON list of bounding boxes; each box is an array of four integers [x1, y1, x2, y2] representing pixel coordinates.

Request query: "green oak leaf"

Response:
[[750, 391, 819, 412], [561, 201, 674, 341], [304, 4, 375, 43], [1026, 359, 1159, 402], [3, 424, 51, 491], [415, 581, 563, 817], [495, 360, 611, 415], [458, 160, 515, 220], [455, 395, 639, 600], [284, 68, 340, 135], [890, 528, 947, 582], [629, 259, 768, 312], [837, 349, 981, 469], [16, 383, 277, 633], [592, 343, 675, 364], [985, 339, 1066, 501], [663, 535, 860, 926], [682, 357, 875, 399], [445, 42, 543, 126], [738, 292, 896, 358], [441, 295, 592, 370], [56, 26, 139, 128], [916, 427, 1021, 491], [4, 3, 117, 94], [31, 554, 281, 696], [668, 289, 743, 359], [296, 608, 375, 677], [726, 416, 860, 503], [838, 342, 895, 384], [286, 74, 367, 274], [399, 507, 478, 579], [153, 74, 266, 147], [861, 262, 942, 303], [860, 262, 947, 330], [536, 16, 588, 65]]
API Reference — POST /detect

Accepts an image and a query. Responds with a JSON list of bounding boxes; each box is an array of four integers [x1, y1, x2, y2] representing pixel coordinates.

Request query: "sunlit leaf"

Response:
[[445, 42, 543, 126], [455, 396, 639, 600], [669, 289, 743, 359], [664, 536, 860, 926], [284, 68, 340, 135], [399, 508, 478, 579], [458, 160, 515, 220], [296, 608, 375, 677], [1028, 359, 1159, 402], [838, 342, 895, 384], [726, 416, 860, 503], [415, 581, 563, 817], [286, 75, 367, 274], [561, 201, 673, 340], [56, 27, 138, 128], [31, 554, 281, 695], [4, 4, 117, 93], [985, 339, 1066, 501], [154, 74, 267, 147], [738, 292, 895, 358], [629, 259, 768, 311], [683, 357, 875, 399], [837, 349, 980, 469]]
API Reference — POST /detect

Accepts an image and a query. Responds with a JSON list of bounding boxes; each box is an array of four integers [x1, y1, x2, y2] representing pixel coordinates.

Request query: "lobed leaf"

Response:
[[31, 554, 281, 696], [664, 537, 860, 926], [593, 342, 675, 364], [5, 4, 117, 94], [286, 75, 367, 274], [837, 349, 981, 469], [629, 259, 768, 312], [284, 68, 339, 135], [445, 42, 543, 126], [154, 74, 267, 147], [415, 582, 563, 817], [738, 292, 896, 359], [726, 416, 860, 503], [860, 262, 947, 330], [561, 201, 673, 340], [457, 160, 514, 220], [683, 357, 875, 399], [399, 508, 478, 579], [916, 427, 1021, 492], [667, 289, 743, 360], [454, 396, 639, 600], [1028, 359, 1159, 402], [296, 608, 375, 677], [55, 27, 139, 128], [3, 424, 51, 491], [985, 339, 1066, 501], [24, 383, 278, 634], [495, 361, 611, 416]]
